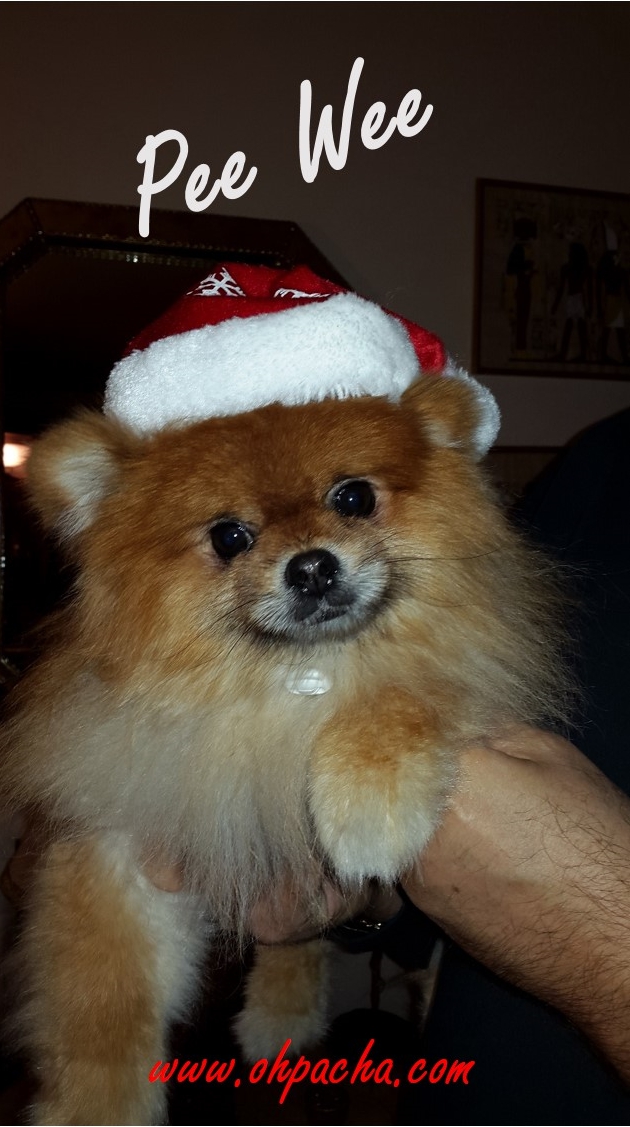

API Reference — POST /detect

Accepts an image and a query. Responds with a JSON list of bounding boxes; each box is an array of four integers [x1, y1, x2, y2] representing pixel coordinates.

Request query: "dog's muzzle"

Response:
[[285, 549, 354, 623]]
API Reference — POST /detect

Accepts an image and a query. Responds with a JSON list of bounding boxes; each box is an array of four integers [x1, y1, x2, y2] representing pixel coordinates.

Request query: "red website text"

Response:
[[149, 1038, 475, 1104]]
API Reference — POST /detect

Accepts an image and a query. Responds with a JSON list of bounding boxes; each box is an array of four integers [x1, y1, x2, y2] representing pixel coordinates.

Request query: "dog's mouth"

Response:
[[247, 550, 391, 644]]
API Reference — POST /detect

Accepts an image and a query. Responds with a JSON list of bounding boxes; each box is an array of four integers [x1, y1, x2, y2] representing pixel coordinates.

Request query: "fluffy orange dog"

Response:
[[2, 265, 563, 1124]]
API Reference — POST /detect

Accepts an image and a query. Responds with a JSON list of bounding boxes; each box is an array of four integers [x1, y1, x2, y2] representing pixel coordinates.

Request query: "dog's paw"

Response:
[[234, 998, 329, 1062], [311, 759, 447, 882], [234, 940, 329, 1061], [310, 694, 455, 882]]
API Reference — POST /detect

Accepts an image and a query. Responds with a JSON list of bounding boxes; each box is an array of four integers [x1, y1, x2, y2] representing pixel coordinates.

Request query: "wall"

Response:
[[1, 2, 629, 445]]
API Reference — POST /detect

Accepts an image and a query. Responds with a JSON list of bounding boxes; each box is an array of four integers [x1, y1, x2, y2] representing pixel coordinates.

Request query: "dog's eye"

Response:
[[210, 520, 254, 561], [330, 479, 376, 518]]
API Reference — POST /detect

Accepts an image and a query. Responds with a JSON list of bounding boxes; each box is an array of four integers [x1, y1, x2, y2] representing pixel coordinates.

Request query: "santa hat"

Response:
[[104, 263, 499, 456]]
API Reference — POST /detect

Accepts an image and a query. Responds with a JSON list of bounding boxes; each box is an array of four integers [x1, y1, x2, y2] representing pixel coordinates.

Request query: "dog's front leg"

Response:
[[17, 835, 205, 1126], [309, 689, 455, 883], [234, 938, 332, 1060]]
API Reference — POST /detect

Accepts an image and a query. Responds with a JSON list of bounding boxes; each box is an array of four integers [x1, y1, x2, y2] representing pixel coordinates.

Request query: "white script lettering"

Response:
[[299, 57, 433, 183], [137, 129, 257, 237]]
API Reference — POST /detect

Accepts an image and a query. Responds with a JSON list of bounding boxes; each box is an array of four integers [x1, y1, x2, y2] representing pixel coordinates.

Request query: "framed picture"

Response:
[[473, 179, 630, 379]]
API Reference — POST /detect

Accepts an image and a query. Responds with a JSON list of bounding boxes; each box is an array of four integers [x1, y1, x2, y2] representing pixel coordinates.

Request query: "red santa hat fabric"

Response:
[[104, 262, 499, 456]]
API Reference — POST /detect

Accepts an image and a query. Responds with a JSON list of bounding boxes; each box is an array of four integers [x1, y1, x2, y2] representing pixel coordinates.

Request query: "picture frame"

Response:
[[473, 178, 630, 379]]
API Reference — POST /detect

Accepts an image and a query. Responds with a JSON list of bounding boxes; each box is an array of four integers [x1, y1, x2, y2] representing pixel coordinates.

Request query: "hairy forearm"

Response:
[[403, 728, 630, 1084]]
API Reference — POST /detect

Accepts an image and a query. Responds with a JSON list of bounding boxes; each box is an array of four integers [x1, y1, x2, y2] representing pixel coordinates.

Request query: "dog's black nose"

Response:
[[285, 550, 340, 597]]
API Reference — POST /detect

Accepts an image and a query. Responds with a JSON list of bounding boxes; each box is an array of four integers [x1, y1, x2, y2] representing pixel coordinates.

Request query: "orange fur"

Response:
[[15, 840, 167, 1125], [1, 375, 568, 1122], [234, 941, 331, 1061]]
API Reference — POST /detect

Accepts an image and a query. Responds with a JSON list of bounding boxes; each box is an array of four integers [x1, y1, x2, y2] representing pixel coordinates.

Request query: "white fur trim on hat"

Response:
[[105, 294, 420, 435]]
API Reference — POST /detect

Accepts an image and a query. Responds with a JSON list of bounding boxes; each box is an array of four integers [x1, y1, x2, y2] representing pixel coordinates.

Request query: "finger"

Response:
[[473, 725, 585, 768], [322, 880, 349, 922], [141, 857, 185, 893]]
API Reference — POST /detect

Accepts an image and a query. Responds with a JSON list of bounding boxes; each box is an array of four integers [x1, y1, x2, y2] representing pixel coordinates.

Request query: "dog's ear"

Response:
[[401, 370, 500, 459], [27, 412, 141, 541]]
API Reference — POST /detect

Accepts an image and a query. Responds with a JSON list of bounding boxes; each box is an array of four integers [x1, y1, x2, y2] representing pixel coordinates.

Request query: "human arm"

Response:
[[402, 726, 630, 1084]]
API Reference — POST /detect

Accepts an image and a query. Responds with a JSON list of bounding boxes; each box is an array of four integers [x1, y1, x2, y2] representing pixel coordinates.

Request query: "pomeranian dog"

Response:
[[1, 264, 564, 1124]]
